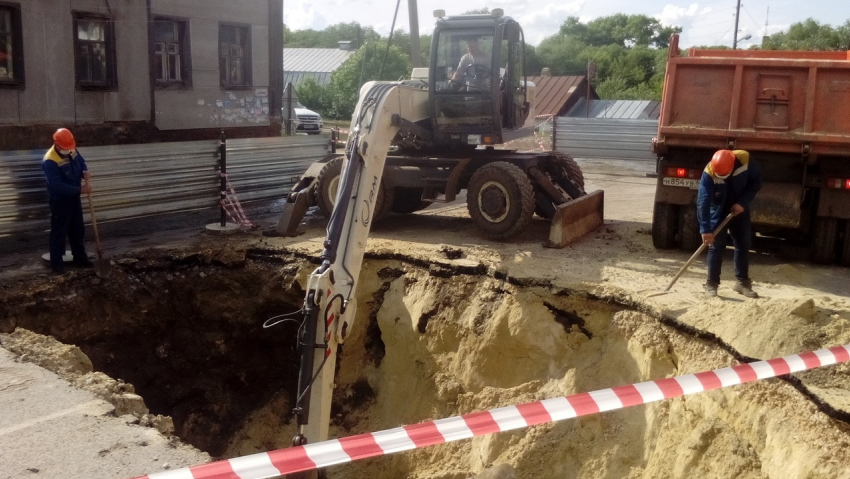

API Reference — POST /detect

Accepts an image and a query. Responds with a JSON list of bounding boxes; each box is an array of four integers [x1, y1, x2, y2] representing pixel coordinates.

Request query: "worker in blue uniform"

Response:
[[697, 149, 762, 299], [42, 128, 94, 274]]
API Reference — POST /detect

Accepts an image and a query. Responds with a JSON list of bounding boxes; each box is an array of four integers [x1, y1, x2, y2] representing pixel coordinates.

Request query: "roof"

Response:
[[283, 48, 355, 87], [528, 76, 597, 117], [565, 100, 661, 120]]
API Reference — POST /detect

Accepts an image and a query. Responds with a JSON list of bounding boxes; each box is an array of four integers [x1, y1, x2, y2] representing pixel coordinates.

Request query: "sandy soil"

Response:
[[1, 157, 849, 478]]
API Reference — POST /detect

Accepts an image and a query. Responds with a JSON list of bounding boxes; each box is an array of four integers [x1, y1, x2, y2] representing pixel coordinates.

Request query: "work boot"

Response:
[[704, 283, 718, 298], [73, 258, 95, 268], [733, 280, 759, 298], [51, 264, 66, 275]]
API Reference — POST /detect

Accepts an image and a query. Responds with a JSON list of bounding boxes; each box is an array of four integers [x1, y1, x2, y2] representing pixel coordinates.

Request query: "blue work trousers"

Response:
[[49, 196, 87, 267], [706, 212, 752, 286]]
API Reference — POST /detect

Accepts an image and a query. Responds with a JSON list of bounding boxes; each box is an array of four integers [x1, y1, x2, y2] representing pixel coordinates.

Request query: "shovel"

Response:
[[647, 212, 734, 298], [84, 180, 110, 278]]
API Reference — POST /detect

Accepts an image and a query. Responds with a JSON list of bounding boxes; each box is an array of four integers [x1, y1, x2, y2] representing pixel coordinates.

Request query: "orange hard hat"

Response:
[[710, 150, 735, 177], [53, 128, 76, 150]]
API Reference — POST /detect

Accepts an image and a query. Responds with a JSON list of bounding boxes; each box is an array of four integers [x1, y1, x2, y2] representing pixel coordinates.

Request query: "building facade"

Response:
[[0, 0, 283, 149]]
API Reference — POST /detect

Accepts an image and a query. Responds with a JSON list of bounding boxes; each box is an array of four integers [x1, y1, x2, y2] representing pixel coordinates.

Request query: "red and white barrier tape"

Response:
[[219, 173, 253, 228], [131, 344, 850, 479]]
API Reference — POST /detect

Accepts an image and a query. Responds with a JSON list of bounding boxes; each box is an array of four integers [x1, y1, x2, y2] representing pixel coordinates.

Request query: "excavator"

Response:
[[277, 9, 604, 477]]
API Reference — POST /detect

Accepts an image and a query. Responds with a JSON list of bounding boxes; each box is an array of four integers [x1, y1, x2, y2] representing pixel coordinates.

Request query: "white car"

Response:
[[285, 102, 323, 135]]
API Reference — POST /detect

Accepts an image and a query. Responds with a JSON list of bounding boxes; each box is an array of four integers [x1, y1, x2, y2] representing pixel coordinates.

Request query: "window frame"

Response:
[[152, 15, 192, 89], [73, 12, 117, 90], [0, 2, 24, 89], [218, 22, 252, 89]]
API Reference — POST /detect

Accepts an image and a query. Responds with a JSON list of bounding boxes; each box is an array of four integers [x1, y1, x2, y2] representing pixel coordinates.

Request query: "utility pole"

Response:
[[733, 0, 742, 49]]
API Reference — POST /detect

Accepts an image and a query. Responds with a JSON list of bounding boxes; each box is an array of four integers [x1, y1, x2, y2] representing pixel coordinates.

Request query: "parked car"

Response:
[[283, 101, 323, 135]]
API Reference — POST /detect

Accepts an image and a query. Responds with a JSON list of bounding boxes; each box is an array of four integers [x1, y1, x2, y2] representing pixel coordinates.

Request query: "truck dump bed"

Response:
[[655, 36, 850, 158]]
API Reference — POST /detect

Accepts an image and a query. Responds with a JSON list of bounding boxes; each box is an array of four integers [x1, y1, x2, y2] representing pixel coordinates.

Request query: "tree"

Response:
[[285, 22, 380, 48], [299, 40, 411, 120], [559, 14, 681, 49], [762, 19, 850, 51]]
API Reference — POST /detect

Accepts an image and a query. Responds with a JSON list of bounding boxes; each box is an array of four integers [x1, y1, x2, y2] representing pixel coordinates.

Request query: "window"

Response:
[[219, 24, 251, 88], [0, 3, 23, 87], [153, 17, 190, 87], [74, 14, 115, 88]]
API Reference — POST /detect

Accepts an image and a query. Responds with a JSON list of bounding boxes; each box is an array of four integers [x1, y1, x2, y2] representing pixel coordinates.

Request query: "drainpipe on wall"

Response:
[[268, 0, 283, 133], [146, 0, 156, 127]]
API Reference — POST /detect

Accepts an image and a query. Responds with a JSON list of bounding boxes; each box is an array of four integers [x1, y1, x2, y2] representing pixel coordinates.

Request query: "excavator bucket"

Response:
[[545, 189, 604, 248], [272, 189, 310, 237]]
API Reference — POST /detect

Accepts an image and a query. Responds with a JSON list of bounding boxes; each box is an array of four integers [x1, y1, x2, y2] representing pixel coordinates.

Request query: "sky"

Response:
[[282, 0, 846, 48]]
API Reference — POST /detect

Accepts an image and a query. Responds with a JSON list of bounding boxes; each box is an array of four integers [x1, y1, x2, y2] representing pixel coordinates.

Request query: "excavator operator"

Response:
[[451, 37, 491, 92]]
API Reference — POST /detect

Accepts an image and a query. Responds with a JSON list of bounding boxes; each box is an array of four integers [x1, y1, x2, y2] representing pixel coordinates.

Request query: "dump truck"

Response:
[[275, 10, 603, 248], [652, 35, 850, 265]]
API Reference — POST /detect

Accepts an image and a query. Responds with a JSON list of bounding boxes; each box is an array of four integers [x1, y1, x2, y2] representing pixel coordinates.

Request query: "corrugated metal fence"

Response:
[[554, 117, 658, 161], [0, 135, 329, 237]]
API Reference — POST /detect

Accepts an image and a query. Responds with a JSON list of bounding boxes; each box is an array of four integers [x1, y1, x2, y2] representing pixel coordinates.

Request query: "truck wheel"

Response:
[[810, 217, 837, 264], [652, 202, 677, 249], [839, 221, 850, 267], [314, 157, 343, 218], [467, 162, 535, 240], [679, 204, 701, 252], [391, 187, 432, 214], [314, 156, 392, 221]]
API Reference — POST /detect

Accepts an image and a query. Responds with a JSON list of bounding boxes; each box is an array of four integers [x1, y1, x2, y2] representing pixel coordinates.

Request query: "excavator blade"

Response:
[[545, 189, 604, 248]]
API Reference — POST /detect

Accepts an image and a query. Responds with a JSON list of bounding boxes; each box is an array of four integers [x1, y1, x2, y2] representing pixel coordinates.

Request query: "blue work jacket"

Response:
[[696, 150, 762, 234], [42, 146, 88, 199]]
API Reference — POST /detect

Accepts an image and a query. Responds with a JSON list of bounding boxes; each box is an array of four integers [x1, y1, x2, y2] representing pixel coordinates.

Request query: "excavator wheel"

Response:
[[313, 156, 393, 222], [546, 152, 585, 192], [467, 161, 535, 240], [535, 153, 586, 219], [391, 187, 433, 214], [314, 157, 343, 218]]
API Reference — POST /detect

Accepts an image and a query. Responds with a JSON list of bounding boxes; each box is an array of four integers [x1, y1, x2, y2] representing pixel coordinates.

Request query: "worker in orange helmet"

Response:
[[697, 149, 762, 298], [41, 128, 94, 274]]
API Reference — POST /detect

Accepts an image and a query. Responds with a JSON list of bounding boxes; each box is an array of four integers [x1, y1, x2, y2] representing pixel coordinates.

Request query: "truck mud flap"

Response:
[[545, 190, 604, 248]]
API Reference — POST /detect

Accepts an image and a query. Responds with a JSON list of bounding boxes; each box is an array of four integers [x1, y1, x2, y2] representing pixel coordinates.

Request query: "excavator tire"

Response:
[[314, 156, 343, 218], [535, 153, 586, 219], [546, 152, 585, 192], [391, 187, 433, 214], [467, 161, 535, 240], [313, 156, 393, 222]]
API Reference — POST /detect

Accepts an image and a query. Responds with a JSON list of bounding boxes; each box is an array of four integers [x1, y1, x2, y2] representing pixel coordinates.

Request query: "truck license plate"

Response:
[[663, 177, 699, 189]]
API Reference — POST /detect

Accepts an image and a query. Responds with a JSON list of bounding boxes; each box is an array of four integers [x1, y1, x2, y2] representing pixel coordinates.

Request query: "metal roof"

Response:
[[565, 99, 661, 120], [283, 48, 355, 86], [528, 76, 597, 117]]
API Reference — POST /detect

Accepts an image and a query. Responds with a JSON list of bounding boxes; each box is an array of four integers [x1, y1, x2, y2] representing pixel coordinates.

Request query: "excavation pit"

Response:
[[2, 246, 850, 478]]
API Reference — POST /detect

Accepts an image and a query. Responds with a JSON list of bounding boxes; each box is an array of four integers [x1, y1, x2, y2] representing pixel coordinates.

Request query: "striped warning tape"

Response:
[[132, 344, 850, 479]]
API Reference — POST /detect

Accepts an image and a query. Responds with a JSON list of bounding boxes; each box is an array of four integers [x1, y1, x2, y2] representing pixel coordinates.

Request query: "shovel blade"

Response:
[[95, 258, 110, 278], [545, 190, 604, 248]]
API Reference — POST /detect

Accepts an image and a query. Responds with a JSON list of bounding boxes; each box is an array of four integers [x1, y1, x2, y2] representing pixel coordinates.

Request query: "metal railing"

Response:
[[555, 117, 659, 162], [0, 135, 329, 237]]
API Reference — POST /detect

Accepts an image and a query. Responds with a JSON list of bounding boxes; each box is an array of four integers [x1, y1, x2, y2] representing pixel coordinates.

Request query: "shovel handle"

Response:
[[663, 213, 735, 292]]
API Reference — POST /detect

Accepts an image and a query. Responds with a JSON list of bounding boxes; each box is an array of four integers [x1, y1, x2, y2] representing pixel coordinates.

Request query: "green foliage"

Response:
[[559, 14, 681, 48], [762, 19, 850, 51], [296, 40, 411, 120], [285, 22, 380, 48]]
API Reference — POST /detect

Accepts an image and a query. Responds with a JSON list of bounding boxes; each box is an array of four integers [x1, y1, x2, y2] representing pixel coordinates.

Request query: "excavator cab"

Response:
[[429, 9, 530, 148]]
